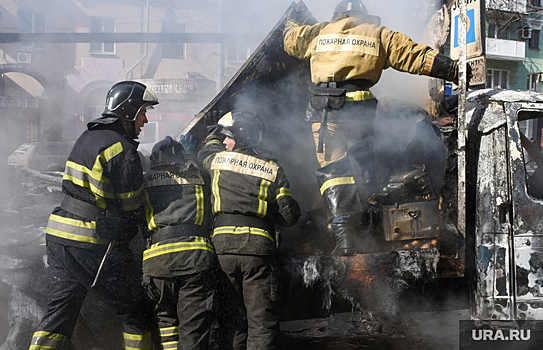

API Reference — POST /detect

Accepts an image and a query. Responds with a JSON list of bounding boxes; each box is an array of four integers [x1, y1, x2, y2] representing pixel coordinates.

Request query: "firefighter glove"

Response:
[[429, 53, 472, 85], [450, 59, 473, 86]]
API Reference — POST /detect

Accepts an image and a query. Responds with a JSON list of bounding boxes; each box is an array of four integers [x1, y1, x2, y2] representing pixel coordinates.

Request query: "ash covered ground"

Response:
[[0, 166, 471, 349], [279, 309, 469, 350]]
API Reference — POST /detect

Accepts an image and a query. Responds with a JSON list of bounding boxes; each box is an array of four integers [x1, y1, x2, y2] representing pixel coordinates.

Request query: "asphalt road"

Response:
[[280, 309, 470, 350]]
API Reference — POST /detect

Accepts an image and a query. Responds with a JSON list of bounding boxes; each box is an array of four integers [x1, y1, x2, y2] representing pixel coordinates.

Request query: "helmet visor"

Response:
[[143, 87, 159, 104], [220, 127, 235, 140]]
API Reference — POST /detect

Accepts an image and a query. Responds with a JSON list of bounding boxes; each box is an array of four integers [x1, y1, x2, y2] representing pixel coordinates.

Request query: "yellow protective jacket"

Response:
[[283, 17, 439, 86]]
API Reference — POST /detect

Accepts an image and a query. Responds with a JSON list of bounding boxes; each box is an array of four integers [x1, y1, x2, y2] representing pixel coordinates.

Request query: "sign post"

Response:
[[451, 0, 486, 86], [458, 0, 468, 237]]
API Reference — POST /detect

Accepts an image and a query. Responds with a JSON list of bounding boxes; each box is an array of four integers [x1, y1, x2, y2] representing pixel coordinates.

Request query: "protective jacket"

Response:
[[283, 16, 441, 86], [197, 136, 301, 256], [31, 118, 152, 350], [142, 163, 215, 277], [46, 120, 146, 249]]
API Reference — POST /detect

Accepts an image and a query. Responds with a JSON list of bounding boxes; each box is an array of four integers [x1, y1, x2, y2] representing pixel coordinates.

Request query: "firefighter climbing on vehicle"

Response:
[[283, 0, 471, 256], [142, 135, 222, 350], [29, 81, 158, 350], [197, 109, 301, 350]]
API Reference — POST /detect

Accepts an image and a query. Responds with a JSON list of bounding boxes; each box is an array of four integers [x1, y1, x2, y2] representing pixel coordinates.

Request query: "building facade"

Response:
[[483, 0, 543, 91], [0, 0, 263, 160]]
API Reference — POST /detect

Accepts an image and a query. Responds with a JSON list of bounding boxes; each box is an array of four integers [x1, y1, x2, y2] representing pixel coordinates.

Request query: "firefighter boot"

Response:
[[330, 216, 356, 256]]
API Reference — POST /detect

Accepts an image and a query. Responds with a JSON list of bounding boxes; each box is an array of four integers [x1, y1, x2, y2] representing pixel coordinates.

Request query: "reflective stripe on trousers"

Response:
[[29, 331, 70, 350], [123, 331, 153, 350]]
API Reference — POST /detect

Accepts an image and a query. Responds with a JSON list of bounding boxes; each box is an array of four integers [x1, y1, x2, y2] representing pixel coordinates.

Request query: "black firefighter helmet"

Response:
[[217, 109, 265, 148], [102, 81, 159, 121], [331, 0, 380, 25], [149, 136, 190, 171]]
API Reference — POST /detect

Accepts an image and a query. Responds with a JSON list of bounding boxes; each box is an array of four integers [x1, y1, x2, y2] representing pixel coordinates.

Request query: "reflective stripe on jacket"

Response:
[[46, 123, 145, 248], [197, 137, 301, 255], [142, 163, 216, 277]]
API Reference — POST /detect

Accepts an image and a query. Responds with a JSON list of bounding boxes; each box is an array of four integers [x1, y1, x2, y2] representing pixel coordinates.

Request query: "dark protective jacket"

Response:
[[46, 120, 146, 249], [142, 163, 216, 277], [197, 137, 301, 256], [283, 16, 442, 86]]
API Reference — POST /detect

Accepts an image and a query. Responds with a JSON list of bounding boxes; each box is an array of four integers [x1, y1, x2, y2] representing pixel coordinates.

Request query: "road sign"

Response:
[[468, 55, 486, 86], [450, 0, 484, 59]]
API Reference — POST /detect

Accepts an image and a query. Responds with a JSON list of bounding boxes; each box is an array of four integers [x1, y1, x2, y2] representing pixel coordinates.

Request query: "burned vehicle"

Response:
[[178, 1, 543, 323], [2, 1, 543, 349]]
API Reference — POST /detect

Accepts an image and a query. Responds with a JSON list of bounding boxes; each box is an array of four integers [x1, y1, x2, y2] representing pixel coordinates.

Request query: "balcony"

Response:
[[486, 37, 526, 61]]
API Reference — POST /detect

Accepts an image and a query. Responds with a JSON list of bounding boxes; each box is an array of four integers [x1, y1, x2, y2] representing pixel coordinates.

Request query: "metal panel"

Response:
[[474, 121, 513, 320], [382, 201, 440, 241], [474, 233, 513, 320], [505, 102, 543, 320], [514, 236, 543, 319]]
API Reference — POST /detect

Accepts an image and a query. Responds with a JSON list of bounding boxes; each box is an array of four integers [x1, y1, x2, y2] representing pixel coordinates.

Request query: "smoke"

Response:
[[0, 0, 461, 347]]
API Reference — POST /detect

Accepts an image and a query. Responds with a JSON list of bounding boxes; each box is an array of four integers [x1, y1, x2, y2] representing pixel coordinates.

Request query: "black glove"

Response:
[[466, 62, 473, 87], [429, 53, 473, 86], [449, 59, 473, 86]]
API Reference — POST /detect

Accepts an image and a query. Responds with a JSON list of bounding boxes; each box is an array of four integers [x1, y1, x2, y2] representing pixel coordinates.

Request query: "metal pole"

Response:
[[458, 0, 467, 237], [126, 0, 150, 80], [216, 0, 225, 94]]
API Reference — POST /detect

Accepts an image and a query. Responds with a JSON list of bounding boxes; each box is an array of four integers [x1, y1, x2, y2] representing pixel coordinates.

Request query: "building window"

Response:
[[90, 17, 115, 53], [162, 23, 186, 59], [531, 0, 541, 7], [528, 73, 540, 91], [486, 69, 509, 89], [529, 29, 541, 49], [227, 44, 251, 63], [19, 11, 45, 49], [488, 22, 510, 39]]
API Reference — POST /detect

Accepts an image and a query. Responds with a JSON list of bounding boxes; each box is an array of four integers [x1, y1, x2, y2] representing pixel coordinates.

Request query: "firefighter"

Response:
[[142, 136, 219, 350], [283, 0, 471, 256], [29, 81, 158, 350], [197, 110, 301, 350]]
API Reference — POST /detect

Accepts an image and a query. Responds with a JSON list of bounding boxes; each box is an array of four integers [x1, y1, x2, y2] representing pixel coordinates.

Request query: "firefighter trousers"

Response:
[[217, 254, 282, 350], [145, 269, 219, 350], [29, 240, 152, 350], [311, 118, 379, 221]]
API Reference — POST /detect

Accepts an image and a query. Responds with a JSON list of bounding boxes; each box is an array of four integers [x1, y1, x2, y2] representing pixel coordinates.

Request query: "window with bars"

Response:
[[90, 17, 115, 53], [19, 11, 45, 49], [486, 69, 509, 89]]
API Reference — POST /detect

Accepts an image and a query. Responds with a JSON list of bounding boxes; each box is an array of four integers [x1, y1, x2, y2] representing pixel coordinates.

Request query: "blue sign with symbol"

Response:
[[454, 9, 475, 48]]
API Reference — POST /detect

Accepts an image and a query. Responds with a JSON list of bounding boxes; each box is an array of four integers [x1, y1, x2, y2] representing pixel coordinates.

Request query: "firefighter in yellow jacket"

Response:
[[142, 136, 221, 350], [29, 81, 158, 350], [283, 0, 468, 256]]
